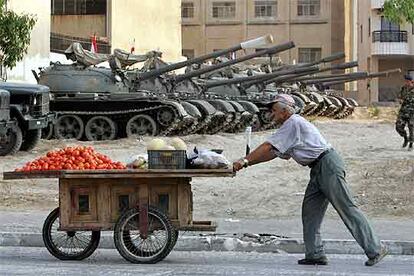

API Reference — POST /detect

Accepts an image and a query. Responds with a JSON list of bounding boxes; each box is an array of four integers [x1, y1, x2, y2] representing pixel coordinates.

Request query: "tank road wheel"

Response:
[[126, 114, 158, 137], [157, 107, 176, 127], [0, 125, 23, 156], [260, 109, 273, 125], [20, 129, 42, 151], [41, 123, 54, 140], [85, 116, 118, 141], [113, 206, 174, 264], [42, 208, 100, 260], [54, 115, 84, 140]]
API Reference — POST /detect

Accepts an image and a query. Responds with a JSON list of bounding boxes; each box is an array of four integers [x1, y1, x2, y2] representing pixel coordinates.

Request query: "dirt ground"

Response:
[[0, 107, 413, 220]]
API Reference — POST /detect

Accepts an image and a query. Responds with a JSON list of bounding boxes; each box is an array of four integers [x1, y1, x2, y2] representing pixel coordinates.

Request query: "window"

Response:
[[298, 48, 321, 63], [368, 17, 371, 36], [381, 16, 400, 31], [182, 2, 194, 18], [78, 195, 89, 213], [212, 2, 236, 19], [254, 1, 277, 18], [158, 194, 170, 214], [182, 49, 195, 59], [51, 0, 106, 15], [297, 0, 320, 16], [118, 195, 129, 213]]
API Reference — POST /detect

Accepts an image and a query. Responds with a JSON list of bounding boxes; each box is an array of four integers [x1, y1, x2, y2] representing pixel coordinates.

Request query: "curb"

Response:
[[1, 232, 413, 255]]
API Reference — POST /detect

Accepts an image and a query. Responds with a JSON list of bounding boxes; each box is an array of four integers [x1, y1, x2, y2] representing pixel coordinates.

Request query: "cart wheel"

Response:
[[42, 208, 100, 260], [114, 206, 174, 264], [171, 228, 179, 248]]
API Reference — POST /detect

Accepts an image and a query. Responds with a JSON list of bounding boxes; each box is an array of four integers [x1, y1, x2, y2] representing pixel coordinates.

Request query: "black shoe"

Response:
[[298, 256, 328, 265], [402, 137, 408, 148], [365, 246, 388, 266], [408, 142, 413, 151]]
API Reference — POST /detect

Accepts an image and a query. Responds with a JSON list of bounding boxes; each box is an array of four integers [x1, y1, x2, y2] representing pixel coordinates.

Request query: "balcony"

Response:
[[372, 31, 409, 55], [371, 0, 385, 10], [372, 31, 407, 42]]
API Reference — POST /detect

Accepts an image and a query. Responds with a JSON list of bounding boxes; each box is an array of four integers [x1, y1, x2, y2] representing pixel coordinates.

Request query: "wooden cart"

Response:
[[3, 169, 235, 264]]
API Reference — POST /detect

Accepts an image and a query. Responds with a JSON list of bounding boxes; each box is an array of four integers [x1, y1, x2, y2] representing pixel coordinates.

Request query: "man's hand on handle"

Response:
[[233, 159, 245, 172]]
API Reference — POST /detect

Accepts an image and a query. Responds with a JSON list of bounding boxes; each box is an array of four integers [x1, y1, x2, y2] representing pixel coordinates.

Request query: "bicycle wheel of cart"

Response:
[[42, 208, 101, 260], [171, 228, 179, 248], [114, 206, 174, 264]]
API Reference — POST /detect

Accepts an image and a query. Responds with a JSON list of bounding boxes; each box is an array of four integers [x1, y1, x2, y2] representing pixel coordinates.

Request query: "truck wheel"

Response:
[[41, 123, 54, 140], [20, 129, 42, 151], [0, 125, 23, 156]]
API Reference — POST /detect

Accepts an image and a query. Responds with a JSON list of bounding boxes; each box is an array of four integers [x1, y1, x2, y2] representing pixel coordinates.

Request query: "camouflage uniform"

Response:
[[396, 85, 414, 148]]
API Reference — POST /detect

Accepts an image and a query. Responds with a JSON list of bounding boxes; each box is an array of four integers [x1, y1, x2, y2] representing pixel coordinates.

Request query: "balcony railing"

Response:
[[372, 31, 408, 43], [50, 32, 111, 54]]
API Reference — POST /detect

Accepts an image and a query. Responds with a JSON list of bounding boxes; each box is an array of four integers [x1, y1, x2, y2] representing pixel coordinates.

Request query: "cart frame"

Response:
[[3, 169, 234, 263]]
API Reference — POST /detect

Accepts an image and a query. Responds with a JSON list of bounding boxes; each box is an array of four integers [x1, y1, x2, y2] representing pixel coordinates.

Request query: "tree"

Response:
[[383, 0, 414, 24], [0, 0, 36, 78]]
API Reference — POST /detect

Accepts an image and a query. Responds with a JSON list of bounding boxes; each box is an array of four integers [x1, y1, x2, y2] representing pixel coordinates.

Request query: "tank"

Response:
[[197, 54, 358, 130], [35, 35, 276, 140], [134, 40, 295, 135]]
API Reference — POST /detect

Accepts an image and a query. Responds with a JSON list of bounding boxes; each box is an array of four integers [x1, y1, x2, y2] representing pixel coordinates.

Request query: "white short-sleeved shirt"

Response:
[[266, 114, 331, 166]]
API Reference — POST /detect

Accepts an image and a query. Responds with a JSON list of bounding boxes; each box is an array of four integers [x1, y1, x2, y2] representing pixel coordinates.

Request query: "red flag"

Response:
[[91, 34, 98, 53], [130, 38, 135, 54]]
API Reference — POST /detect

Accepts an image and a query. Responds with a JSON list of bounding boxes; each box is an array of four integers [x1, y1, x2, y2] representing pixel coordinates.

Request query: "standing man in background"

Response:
[[396, 74, 414, 150]]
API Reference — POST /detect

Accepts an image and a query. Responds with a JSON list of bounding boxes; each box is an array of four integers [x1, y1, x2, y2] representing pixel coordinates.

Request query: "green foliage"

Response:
[[383, 0, 414, 24], [0, 0, 36, 69], [367, 106, 380, 118]]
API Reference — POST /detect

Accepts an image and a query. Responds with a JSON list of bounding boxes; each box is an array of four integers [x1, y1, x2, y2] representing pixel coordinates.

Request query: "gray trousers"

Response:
[[302, 150, 381, 259]]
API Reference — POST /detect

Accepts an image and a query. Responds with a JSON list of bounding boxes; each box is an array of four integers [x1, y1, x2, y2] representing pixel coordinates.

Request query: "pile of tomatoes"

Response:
[[15, 146, 126, 172]]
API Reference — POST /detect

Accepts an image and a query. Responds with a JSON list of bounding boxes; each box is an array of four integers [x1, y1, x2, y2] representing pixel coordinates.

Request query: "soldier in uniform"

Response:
[[396, 74, 414, 150]]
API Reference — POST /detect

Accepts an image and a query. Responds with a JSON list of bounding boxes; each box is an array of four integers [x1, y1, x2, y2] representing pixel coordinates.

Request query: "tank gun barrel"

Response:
[[297, 52, 345, 67], [367, 68, 401, 78], [136, 35, 273, 81], [247, 61, 358, 87], [293, 71, 366, 82], [174, 41, 295, 83], [319, 68, 401, 87], [299, 72, 368, 85], [204, 65, 317, 89]]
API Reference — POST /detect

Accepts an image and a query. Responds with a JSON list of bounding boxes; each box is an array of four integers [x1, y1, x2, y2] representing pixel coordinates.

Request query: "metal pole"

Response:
[[245, 126, 252, 155]]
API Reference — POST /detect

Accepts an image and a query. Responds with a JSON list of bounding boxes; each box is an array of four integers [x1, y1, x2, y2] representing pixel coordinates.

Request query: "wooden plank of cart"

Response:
[[3, 169, 235, 264]]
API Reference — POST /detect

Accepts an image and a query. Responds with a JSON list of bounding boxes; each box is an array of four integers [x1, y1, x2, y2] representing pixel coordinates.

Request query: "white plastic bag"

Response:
[[127, 154, 148, 169], [189, 148, 230, 169]]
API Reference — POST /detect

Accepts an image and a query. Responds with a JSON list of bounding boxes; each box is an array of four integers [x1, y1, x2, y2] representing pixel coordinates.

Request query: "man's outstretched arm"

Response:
[[233, 142, 279, 171]]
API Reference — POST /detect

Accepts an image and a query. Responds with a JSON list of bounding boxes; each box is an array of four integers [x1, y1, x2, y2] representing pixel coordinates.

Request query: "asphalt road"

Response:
[[1, 247, 413, 276]]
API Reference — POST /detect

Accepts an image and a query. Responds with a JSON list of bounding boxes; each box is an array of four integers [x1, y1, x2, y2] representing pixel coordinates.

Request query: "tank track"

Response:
[[52, 103, 194, 139]]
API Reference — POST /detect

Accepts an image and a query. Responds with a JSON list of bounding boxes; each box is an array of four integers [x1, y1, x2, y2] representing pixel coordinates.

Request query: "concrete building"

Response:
[[6, 0, 183, 83], [51, 0, 183, 62], [181, 0, 344, 65], [353, 0, 410, 105]]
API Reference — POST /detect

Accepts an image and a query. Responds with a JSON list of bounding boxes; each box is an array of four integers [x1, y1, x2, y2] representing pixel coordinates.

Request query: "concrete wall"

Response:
[[51, 15, 106, 38], [182, 0, 342, 64], [378, 58, 412, 102], [6, 0, 51, 83], [110, 0, 183, 62], [356, 0, 372, 105]]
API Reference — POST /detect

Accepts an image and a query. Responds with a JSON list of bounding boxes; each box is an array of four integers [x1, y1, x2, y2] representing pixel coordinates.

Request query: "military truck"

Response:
[[0, 82, 55, 156]]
